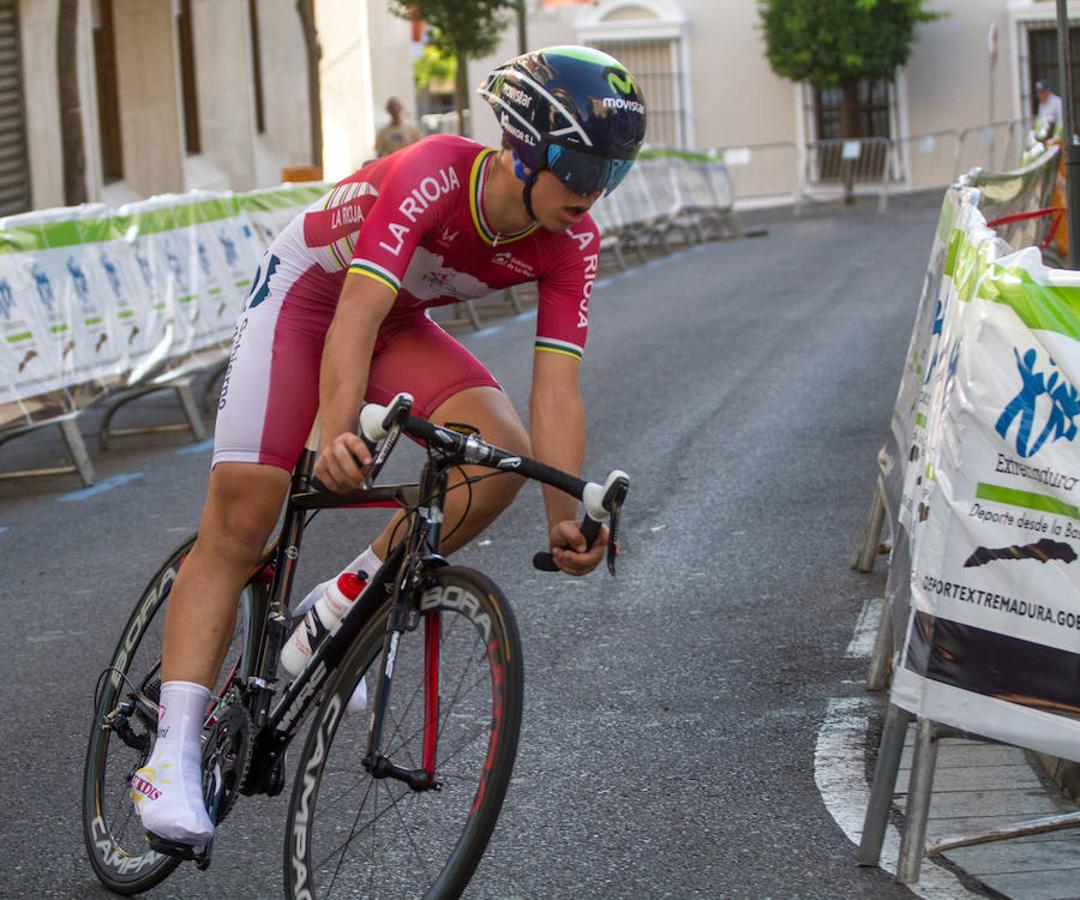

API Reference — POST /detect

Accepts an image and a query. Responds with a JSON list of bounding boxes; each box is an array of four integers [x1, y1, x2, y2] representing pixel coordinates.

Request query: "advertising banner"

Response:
[[892, 233, 1080, 762], [0, 184, 330, 414]]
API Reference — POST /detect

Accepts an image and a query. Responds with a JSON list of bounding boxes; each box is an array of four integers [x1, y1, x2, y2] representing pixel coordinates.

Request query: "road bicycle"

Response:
[[82, 392, 627, 898]]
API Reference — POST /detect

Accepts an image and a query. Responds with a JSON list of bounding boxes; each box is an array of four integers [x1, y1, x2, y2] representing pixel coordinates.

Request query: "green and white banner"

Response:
[[0, 184, 324, 409], [892, 214, 1080, 761]]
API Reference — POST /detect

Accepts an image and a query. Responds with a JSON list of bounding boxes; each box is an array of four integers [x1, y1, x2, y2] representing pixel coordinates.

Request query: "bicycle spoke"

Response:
[[388, 781, 433, 872], [436, 656, 488, 748], [325, 773, 379, 896], [312, 773, 405, 871]]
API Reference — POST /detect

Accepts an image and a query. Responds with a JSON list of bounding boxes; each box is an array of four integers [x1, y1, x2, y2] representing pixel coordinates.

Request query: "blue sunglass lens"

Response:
[[546, 145, 632, 196]]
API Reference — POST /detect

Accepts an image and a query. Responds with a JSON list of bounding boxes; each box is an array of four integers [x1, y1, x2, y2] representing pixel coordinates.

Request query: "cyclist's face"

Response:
[[530, 171, 602, 232]]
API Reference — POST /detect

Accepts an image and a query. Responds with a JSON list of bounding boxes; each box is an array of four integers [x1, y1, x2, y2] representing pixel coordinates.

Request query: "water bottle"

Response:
[[280, 570, 368, 676]]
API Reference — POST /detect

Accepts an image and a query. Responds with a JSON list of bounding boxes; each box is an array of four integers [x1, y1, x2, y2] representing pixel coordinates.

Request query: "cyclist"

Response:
[[129, 45, 647, 847]]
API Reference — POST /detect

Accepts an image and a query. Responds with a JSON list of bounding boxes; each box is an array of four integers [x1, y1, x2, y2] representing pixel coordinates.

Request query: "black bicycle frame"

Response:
[[239, 440, 456, 786]]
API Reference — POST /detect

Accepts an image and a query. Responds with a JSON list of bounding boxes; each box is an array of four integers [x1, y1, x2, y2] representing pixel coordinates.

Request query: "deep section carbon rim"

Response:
[[285, 567, 524, 899]]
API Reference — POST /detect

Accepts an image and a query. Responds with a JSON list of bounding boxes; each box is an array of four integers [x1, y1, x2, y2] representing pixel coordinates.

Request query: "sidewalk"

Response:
[[849, 596, 1080, 899], [896, 729, 1080, 899]]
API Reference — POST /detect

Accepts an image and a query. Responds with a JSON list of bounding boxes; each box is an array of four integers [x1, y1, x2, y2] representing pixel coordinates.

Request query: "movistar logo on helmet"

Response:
[[607, 70, 637, 95], [502, 83, 532, 109], [602, 96, 645, 114], [500, 111, 537, 146]]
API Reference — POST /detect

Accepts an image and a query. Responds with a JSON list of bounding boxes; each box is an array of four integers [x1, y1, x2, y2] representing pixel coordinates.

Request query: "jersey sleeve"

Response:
[[347, 141, 467, 295], [534, 219, 601, 362]]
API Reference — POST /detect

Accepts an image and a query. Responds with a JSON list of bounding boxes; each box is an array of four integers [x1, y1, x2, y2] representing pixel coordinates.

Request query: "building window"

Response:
[[92, 0, 122, 183], [0, 0, 31, 214], [176, 0, 200, 155], [807, 79, 893, 183], [586, 38, 686, 147], [813, 79, 892, 142], [248, 0, 265, 134]]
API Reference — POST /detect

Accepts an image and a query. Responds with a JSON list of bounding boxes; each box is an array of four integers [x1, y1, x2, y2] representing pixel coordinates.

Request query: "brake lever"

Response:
[[362, 421, 401, 488], [606, 501, 622, 576], [356, 393, 413, 487], [533, 471, 629, 575]]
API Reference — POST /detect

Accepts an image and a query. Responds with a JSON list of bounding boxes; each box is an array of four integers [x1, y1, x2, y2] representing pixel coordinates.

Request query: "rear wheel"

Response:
[[284, 566, 524, 899], [82, 534, 257, 894]]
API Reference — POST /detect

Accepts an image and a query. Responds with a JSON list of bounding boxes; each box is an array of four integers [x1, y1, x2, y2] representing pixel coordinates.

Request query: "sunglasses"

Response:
[[543, 141, 636, 197]]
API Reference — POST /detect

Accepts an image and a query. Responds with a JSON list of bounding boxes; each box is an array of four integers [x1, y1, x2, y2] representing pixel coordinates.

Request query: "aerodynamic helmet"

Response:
[[479, 45, 647, 199]]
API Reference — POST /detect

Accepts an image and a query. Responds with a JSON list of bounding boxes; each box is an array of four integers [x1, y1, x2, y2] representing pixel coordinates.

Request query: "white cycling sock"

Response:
[[130, 680, 214, 846], [294, 546, 382, 714]]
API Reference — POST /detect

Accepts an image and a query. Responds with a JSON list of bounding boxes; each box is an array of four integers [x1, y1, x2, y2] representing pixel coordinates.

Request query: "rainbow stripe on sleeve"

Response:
[[534, 337, 583, 360], [347, 260, 401, 295]]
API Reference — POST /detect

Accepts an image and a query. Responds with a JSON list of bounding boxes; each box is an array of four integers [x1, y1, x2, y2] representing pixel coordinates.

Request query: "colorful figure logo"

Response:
[[197, 242, 211, 277], [31, 265, 54, 313], [218, 231, 238, 266], [996, 347, 1079, 458], [165, 249, 183, 283], [0, 279, 13, 321], [134, 250, 153, 287], [100, 251, 123, 299], [67, 258, 90, 304]]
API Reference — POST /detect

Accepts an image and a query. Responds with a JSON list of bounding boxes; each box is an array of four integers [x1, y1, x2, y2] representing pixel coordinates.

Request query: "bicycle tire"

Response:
[[284, 565, 524, 900], [82, 533, 255, 894]]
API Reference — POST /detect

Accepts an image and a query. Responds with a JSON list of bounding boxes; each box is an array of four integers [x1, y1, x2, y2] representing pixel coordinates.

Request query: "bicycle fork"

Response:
[[362, 463, 448, 793]]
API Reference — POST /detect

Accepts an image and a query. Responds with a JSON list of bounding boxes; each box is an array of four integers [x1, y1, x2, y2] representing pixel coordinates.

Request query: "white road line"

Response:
[[814, 696, 978, 899], [845, 596, 883, 659]]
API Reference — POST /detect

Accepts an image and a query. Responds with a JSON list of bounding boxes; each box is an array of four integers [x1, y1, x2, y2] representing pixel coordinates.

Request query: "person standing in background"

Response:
[[374, 97, 422, 156], [1035, 79, 1064, 140]]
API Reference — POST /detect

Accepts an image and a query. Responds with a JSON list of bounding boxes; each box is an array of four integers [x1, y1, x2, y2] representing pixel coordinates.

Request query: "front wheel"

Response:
[[284, 566, 524, 900]]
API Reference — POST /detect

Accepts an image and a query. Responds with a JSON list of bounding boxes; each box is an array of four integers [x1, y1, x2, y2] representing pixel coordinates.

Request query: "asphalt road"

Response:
[[0, 196, 942, 898]]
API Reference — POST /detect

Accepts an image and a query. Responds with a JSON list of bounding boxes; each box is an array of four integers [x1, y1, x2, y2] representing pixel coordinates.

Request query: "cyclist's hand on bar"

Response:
[[547, 519, 609, 576], [314, 431, 372, 493]]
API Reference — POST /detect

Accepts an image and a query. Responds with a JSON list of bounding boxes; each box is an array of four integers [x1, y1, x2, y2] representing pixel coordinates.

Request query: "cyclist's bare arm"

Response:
[[315, 273, 396, 492], [529, 350, 606, 575]]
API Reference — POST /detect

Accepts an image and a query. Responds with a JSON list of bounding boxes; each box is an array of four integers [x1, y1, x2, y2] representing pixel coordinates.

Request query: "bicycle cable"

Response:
[[93, 666, 157, 716]]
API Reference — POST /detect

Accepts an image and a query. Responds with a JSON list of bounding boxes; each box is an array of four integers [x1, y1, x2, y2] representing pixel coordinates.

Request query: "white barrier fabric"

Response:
[[891, 214, 1080, 761], [0, 184, 327, 408], [874, 148, 1061, 651]]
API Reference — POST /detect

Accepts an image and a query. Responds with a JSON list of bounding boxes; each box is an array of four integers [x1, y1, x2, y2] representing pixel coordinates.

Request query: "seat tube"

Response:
[[422, 611, 440, 774]]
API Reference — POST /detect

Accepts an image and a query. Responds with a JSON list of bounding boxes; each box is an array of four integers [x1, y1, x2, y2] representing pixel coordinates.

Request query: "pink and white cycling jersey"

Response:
[[277, 133, 600, 360], [213, 135, 601, 471]]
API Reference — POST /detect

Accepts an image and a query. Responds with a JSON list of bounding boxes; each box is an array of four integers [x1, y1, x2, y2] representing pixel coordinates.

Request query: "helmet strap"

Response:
[[512, 153, 540, 221]]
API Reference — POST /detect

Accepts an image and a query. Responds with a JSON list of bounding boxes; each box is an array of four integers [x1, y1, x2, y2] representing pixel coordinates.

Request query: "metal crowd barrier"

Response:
[[437, 149, 745, 334], [720, 118, 1038, 214], [0, 183, 328, 484]]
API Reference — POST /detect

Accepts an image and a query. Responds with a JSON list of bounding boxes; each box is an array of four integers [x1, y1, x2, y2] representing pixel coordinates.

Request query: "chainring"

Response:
[[201, 703, 254, 826]]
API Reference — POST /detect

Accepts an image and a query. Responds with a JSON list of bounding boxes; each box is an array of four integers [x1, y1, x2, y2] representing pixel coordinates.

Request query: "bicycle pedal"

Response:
[[145, 831, 211, 869]]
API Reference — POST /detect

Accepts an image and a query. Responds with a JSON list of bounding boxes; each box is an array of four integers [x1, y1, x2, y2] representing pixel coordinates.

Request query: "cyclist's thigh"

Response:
[[198, 462, 293, 551], [213, 259, 337, 472], [366, 313, 502, 421]]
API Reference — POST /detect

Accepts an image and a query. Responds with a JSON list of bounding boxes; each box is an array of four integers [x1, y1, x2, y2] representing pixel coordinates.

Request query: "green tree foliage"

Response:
[[389, 0, 516, 133], [414, 43, 456, 94], [758, 0, 941, 90]]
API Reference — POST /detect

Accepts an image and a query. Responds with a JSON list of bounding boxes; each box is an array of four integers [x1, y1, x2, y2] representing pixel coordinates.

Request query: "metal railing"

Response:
[[721, 117, 1040, 213]]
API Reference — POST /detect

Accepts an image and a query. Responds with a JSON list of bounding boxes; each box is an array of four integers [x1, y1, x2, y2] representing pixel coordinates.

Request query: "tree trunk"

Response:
[[58, 0, 87, 205], [296, 0, 323, 170], [840, 82, 859, 205], [515, 0, 527, 55], [454, 48, 469, 137]]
